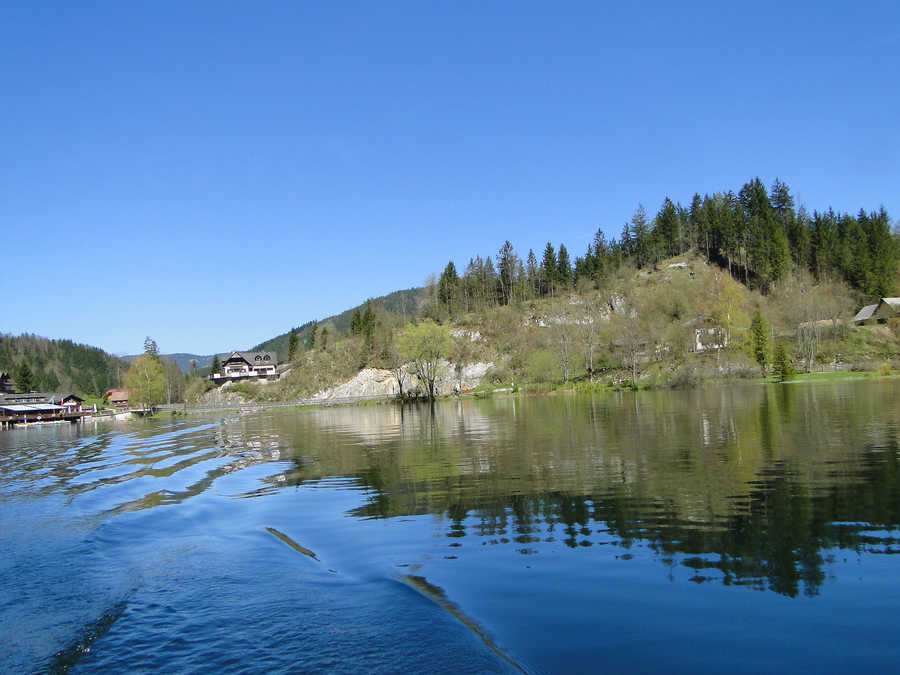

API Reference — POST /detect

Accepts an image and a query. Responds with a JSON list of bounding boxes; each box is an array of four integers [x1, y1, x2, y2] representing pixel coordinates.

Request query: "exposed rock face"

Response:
[[199, 380, 249, 407], [312, 361, 494, 400]]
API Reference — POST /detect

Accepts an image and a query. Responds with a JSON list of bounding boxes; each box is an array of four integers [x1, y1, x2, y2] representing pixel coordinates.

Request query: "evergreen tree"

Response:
[[750, 310, 770, 376], [540, 242, 557, 296], [861, 207, 898, 296], [350, 309, 362, 335], [654, 198, 681, 258], [143, 337, 160, 360], [557, 243, 572, 288], [525, 249, 539, 299], [773, 342, 794, 382], [362, 302, 375, 338], [15, 361, 33, 393], [287, 328, 299, 362], [306, 321, 318, 350], [630, 204, 652, 268], [482, 256, 498, 306], [319, 327, 328, 350], [210, 355, 221, 375], [438, 261, 459, 313], [496, 241, 518, 306]]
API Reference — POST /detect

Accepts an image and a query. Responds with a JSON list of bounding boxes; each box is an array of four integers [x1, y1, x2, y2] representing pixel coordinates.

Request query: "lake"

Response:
[[2, 379, 899, 673]]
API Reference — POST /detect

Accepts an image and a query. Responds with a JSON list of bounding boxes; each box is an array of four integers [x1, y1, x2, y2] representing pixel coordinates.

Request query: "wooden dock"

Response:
[[0, 410, 87, 429]]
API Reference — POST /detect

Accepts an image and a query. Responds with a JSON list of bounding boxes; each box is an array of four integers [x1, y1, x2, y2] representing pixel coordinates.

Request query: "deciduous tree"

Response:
[[124, 354, 165, 410], [397, 320, 452, 401]]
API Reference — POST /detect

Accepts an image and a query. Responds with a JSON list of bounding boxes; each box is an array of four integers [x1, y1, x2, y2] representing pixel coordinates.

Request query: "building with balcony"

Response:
[[211, 351, 278, 381]]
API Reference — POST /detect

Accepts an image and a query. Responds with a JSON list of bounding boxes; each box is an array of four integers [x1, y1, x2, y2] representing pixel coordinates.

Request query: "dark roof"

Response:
[[47, 393, 84, 404], [853, 304, 878, 322], [223, 351, 277, 366]]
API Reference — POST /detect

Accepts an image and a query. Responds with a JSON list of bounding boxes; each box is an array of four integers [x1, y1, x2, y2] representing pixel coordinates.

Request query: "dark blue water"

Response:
[[2, 381, 899, 672]]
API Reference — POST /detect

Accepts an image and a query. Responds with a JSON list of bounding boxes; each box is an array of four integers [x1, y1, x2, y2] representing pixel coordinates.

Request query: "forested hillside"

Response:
[[0, 334, 128, 396], [253, 288, 421, 357], [227, 176, 898, 403], [426, 177, 897, 317]]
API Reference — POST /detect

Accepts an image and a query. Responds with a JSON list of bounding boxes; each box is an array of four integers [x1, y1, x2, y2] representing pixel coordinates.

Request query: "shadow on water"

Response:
[[397, 574, 525, 673], [46, 601, 128, 674]]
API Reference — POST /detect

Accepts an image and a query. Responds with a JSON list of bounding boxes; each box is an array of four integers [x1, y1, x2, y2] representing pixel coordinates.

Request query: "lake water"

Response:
[[2, 380, 899, 673]]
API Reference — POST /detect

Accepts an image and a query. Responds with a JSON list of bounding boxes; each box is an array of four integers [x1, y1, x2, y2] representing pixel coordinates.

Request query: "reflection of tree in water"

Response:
[[347, 438, 899, 599], [284, 382, 900, 599]]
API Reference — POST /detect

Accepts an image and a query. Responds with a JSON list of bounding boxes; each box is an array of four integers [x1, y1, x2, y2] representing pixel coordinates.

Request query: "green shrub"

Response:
[[525, 349, 559, 384]]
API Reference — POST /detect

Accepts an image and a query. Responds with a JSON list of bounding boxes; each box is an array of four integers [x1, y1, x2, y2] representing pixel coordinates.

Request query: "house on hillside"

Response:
[[0, 373, 15, 394], [853, 298, 900, 325], [211, 352, 278, 381], [106, 389, 129, 409]]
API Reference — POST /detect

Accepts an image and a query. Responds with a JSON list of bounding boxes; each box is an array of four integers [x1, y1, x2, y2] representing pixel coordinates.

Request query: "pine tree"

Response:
[[438, 261, 459, 313], [496, 240, 518, 306], [773, 342, 794, 382], [350, 309, 362, 335], [630, 204, 651, 268], [15, 361, 33, 393], [143, 337, 160, 359], [525, 249, 539, 299], [306, 322, 318, 350], [654, 198, 681, 258], [557, 243, 572, 288], [287, 329, 299, 362], [540, 242, 557, 296], [210, 355, 221, 375], [750, 310, 770, 376], [362, 302, 375, 339]]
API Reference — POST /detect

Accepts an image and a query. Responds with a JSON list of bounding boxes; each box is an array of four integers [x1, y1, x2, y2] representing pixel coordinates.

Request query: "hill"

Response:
[[0, 333, 129, 396], [252, 287, 422, 358], [124, 352, 216, 374]]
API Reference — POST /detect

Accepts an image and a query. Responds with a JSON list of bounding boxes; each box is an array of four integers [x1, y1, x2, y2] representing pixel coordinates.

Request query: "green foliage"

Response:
[[773, 342, 795, 382], [123, 354, 165, 408], [15, 361, 33, 393], [557, 244, 572, 288], [526, 349, 560, 383], [397, 320, 452, 400], [306, 321, 318, 350], [143, 337, 159, 359], [287, 329, 299, 362], [750, 310, 770, 375], [0, 333, 126, 396], [878, 362, 892, 377], [210, 354, 221, 375]]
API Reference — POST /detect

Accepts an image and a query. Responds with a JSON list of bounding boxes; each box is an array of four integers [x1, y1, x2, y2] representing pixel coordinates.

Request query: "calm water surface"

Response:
[[2, 380, 899, 673]]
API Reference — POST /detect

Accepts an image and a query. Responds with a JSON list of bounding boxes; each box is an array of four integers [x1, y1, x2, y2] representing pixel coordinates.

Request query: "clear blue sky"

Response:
[[3, 1, 898, 355]]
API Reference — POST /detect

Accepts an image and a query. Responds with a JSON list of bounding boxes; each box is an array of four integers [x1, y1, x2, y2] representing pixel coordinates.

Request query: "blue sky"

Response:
[[2, 1, 898, 355]]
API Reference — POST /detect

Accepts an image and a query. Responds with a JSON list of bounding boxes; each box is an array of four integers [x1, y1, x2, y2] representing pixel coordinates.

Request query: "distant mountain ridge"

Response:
[[123, 352, 218, 373]]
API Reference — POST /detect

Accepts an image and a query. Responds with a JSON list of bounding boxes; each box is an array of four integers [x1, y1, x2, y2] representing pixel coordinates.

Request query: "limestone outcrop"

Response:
[[312, 361, 493, 400]]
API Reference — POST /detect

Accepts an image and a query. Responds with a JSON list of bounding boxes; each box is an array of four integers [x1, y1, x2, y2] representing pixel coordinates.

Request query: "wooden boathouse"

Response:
[[0, 393, 88, 429]]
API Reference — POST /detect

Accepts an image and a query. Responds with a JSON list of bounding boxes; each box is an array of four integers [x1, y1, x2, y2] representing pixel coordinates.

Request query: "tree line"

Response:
[[428, 177, 897, 319], [0, 333, 128, 396]]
